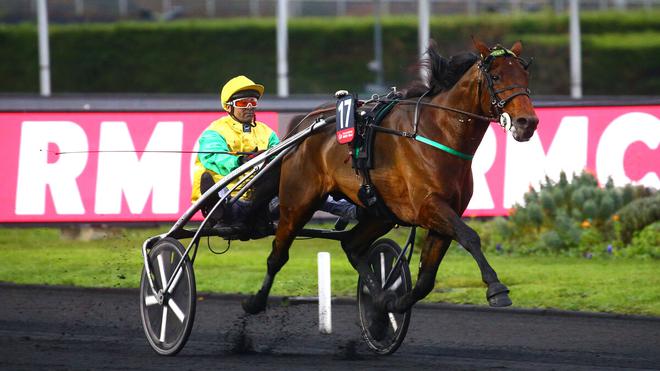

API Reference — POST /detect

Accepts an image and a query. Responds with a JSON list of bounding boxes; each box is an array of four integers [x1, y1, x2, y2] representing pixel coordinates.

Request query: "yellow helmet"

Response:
[[220, 75, 264, 111]]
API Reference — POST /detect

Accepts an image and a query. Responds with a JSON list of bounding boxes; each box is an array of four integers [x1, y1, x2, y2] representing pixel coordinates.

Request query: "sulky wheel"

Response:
[[357, 238, 412, 355], [139, 237, 196, 356]]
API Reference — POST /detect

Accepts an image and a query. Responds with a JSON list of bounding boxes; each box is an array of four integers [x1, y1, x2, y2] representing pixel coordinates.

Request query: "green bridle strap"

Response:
[[414, 135, 474, 160], [489, 48, 516, 58]]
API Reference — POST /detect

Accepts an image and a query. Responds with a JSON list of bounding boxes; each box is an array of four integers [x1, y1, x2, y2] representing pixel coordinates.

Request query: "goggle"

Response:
[[230, 97, 258, 108]]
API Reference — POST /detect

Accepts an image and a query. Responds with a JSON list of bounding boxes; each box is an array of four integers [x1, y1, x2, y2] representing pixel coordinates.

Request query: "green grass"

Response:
[[0, 226, 658, 316]]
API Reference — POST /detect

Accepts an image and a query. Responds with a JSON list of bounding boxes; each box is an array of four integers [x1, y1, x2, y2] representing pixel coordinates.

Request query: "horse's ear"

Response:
[[471, 36, 490, 59], [511, 40, 523, 56]]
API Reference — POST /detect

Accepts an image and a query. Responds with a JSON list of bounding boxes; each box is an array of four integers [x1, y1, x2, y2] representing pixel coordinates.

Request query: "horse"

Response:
[[242, 39, 539, 324]]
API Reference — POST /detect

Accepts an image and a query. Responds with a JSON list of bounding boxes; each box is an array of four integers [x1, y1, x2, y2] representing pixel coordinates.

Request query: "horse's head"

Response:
[[473, 39, 539, 142]]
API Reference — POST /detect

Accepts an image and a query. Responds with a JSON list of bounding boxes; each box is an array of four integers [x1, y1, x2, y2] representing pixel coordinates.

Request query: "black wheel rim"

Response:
[[139, 238, 196, 356], [357, 239, 412, 355]]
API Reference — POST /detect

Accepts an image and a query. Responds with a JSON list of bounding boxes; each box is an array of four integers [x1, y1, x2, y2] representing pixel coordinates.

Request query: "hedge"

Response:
[[1, 10, 659, 95]]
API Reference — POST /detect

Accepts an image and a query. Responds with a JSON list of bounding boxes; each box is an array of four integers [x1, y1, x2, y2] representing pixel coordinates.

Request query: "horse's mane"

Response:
[[404, 42, 478, 98]]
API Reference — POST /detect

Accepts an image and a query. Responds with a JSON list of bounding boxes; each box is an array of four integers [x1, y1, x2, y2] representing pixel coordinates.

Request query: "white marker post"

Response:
[[317, 252, 332, 334]]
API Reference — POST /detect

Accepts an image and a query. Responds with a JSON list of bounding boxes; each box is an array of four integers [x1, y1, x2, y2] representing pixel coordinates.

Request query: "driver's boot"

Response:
[[200, 172, 222, 222], [200, 172, 246, 236]]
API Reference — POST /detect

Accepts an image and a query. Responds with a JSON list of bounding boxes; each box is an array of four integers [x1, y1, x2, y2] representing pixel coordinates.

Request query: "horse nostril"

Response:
[[515, 116, 539, 128], [515, 117, 528, 127]]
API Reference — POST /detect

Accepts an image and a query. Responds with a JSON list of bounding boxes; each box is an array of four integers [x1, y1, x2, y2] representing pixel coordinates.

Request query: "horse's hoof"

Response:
[[241, 295, 267, 314], [368, 313, 389, 341], [487, 282, 512, 307], [375, 290, 397, 313]]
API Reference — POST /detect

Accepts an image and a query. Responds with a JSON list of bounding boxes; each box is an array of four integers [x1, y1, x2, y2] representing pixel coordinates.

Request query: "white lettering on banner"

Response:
[[15, 121, 87, 215], [503, 116, 589, 208], [596, 112, 660, 188], [94, 121, 183, 214], [467, 126, 496, 210]]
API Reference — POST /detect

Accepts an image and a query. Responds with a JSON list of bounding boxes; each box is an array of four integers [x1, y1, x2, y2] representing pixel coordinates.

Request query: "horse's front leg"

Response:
[[423, 197, 511, 308], [448, 211, 512, 307], [388, 197, 511, 313], [387, 230, 451, 313], [241, 238, 290, 314]]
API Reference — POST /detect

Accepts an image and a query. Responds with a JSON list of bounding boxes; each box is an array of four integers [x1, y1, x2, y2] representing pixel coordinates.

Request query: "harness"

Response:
[[343, 46, 533, 224], [351, 96, 409, 225]]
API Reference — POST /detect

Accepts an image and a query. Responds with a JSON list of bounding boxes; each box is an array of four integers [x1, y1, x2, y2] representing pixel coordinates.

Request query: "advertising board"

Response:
[[1, 106, 658, 223]]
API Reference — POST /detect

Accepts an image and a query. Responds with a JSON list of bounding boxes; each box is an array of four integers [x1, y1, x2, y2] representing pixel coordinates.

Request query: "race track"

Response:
[[1, 284, 659, 370]]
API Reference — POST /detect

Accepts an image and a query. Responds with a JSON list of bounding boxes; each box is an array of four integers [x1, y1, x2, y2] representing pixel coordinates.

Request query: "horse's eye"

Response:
[[491, 75, 500, 81]]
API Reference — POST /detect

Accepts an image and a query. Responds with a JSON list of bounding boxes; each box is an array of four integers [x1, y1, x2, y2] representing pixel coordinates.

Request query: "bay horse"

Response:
[[243, 39, 539, 321]]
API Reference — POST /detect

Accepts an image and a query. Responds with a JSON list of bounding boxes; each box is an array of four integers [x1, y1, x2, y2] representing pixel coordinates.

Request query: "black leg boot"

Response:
[[200, 172, 223, 221]]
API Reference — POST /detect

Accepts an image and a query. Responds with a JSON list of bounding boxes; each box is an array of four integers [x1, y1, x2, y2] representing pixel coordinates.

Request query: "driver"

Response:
[[191, 75, 356, 235]]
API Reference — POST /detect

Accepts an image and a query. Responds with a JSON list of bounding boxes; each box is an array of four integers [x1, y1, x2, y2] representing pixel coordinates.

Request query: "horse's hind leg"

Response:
[[339, 218, 394, 293], [241, 188, 322, 314], [338, 218, 395, 339]]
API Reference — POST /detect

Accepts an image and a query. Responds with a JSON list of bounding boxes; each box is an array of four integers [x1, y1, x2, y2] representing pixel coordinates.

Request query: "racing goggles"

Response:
[[230, 97, 258, 108]]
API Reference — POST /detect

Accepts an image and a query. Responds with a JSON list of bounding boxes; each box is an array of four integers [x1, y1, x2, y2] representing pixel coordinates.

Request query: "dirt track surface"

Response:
[[1, 284, 659, 370]]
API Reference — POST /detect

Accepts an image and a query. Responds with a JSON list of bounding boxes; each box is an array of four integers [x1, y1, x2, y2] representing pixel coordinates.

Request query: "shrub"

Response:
[[617, 222, 660, 259], [616, 194, 660, 245], [482, 170, 656, 257], [578, 227, 606, 256], [536, 230, 564, 253], [468, 217, 513, 254]]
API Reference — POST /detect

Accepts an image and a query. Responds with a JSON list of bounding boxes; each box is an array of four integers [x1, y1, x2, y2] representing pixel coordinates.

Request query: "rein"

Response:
[[365, 47, 532, 161], [366, 98, 491, 161], [48, 149, 258, 156], [397, 99, 497, 123]]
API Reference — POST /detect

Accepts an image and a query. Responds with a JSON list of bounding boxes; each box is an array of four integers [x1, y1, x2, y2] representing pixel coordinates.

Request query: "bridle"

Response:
[[478, 47, 533, 120], [380, 47, 534, 132]]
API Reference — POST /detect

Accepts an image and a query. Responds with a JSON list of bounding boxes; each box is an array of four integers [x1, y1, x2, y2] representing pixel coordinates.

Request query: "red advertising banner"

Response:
[[0, 106, 658, 223]]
